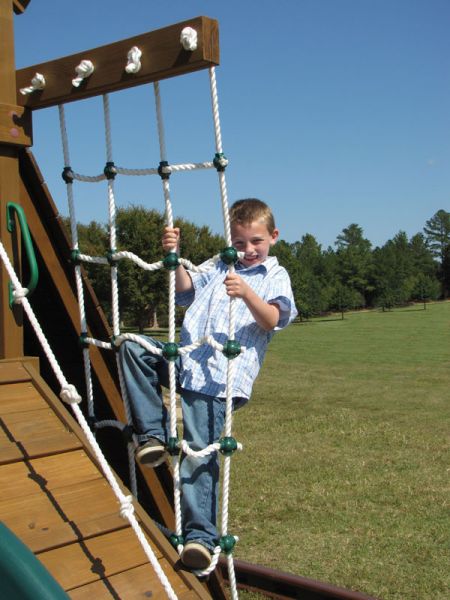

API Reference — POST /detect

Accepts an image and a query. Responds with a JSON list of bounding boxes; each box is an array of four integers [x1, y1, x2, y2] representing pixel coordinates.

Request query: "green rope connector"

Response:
[[213, 152, 228, 172], [167, 437, 180, 455], [106, 249, 117, 265], [162, 342, 179, 362], [169, 534, 184, 548], [220, 246, 238, 265], [219, 436, 238, 456], [222, 340, 241, 359], [79, 332, 89, 348], [220, 534, 236, 554], [70, 249, 81, 265], [163, 252, 179, 271], [104, 161, 117, 180], [110, 335, 120, 352], [158, 160, 170, 180], [61, 166, 74, 183]]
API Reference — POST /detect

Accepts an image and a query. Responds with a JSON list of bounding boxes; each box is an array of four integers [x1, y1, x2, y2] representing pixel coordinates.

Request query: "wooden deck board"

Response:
[[29, 450, 105, 489], [68, 560, 199, 599], [0, 477, 129, 553], [38, 528, 163, 591], [0, 359, 38, 383], [0, 426, 23, 463], [0, 380, 47, 413], [50, 478, 125, 531], [0, 452, 103, 500], [2, 406, 82, 457], [0, 487, 73, 547]]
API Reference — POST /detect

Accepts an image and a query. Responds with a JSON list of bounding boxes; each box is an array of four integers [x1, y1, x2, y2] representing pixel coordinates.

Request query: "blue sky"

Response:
[[14, 0, 450, 250]]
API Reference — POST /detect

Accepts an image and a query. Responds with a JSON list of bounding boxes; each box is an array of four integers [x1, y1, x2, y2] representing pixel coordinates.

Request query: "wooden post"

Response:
[[0, 0, 32, 359]]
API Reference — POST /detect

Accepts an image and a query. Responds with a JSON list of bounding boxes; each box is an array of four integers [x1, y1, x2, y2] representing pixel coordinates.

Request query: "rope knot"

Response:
[[60, 384, 82, 405], [20, 72, 46, 95], [125, 46, 142, 74], [119, 495, 135, 519], [12, 286, 28, 303], [72, 60, 95, 88], [180, 27, 198, 51]]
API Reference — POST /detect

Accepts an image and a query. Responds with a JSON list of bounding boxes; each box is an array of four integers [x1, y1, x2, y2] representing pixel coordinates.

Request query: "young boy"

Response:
[[119, 198, 297, 570]]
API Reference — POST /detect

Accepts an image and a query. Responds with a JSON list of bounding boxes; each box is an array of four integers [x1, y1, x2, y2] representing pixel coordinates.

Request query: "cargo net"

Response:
[[54, 51, 241, 595]]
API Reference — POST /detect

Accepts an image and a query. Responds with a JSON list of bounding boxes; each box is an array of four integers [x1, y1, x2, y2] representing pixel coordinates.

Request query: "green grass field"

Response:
[[228, 302, 450, 600]]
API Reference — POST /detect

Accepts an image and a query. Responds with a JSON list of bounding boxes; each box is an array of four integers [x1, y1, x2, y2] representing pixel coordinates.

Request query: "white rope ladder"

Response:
[[55, 58, 241, 595]]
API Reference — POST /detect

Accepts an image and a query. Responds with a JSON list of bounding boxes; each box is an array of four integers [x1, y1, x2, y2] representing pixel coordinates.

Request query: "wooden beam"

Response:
[[16, 16, 219, 110]]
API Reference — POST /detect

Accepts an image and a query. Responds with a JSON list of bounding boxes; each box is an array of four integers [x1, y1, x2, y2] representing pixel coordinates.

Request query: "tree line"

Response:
[[69, 207, 450, 328]]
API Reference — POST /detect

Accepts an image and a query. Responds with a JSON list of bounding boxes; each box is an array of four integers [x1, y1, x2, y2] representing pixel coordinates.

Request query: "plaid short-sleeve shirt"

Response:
[[176, 256, 297, 399]]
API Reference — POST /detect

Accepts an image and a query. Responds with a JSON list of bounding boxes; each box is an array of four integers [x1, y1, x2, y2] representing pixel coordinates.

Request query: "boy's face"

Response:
[[230, 220, 279, 268]]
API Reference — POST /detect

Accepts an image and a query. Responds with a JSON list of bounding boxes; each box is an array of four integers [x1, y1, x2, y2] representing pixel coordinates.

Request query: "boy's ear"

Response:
[[270, 228, 280, 245]]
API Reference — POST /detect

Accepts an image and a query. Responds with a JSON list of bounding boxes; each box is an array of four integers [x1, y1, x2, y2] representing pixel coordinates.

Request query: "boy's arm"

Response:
[[162, 227, 194, 293], [174, 263, 194, 293], [224, 272, 280, 331]]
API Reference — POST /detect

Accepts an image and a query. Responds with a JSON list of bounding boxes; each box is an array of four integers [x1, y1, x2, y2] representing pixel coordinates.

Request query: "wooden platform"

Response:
[[0, 357, 212, 599]]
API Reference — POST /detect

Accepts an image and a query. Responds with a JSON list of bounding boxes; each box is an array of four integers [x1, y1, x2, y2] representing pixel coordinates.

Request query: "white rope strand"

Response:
[[103, 94, 114, 165], [58, 105, 71, 173], [68, 160, 217, 182], [209, 66, 224, 155], [154, 82, 167, 163], [59, 103, 97, 418], [209, 67, 232, 246], [102, 94, 121, 337], [208, 65, 241, 598]]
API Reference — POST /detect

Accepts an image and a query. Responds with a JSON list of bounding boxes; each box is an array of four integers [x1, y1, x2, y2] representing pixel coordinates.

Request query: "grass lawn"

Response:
[[227, 302, 450, 600]]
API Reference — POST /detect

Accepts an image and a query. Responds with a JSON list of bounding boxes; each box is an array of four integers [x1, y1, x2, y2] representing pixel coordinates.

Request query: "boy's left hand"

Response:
[[224, 272, 249, 298]]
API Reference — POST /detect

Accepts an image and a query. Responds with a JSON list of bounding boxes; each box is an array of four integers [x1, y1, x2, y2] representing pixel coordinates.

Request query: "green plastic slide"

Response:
[[0, 522, 68, 599]]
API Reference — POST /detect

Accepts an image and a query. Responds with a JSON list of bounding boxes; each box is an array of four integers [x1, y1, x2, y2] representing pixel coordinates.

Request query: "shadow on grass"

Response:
[[378, 307, 427, 314], [314, 317, 345, 323], [295, 317, 344, 325], [295, 307, 428, 325]]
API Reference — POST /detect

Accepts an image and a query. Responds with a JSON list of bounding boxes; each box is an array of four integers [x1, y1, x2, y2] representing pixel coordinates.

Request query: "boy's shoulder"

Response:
[[264, 256, 290, 277]]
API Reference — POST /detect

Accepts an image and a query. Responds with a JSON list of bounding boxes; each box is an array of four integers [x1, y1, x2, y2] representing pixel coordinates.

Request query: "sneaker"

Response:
[[181, 542, 212, 570], [135, 438, 167, 468]]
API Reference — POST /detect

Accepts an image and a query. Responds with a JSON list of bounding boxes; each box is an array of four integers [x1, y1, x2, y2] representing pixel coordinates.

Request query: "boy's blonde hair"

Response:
[[229, 198, 276, 234]]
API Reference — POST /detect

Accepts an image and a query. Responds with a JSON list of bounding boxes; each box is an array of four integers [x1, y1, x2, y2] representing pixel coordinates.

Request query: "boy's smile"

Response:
[[230, 221, 279, 268]]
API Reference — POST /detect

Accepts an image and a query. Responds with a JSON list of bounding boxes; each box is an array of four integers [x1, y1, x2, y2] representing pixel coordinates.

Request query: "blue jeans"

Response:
[[119, 336, 240, 551]]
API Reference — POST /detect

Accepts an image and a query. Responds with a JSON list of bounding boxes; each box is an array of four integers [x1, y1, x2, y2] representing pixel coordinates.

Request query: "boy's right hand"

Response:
[[162, 227, 180, 253]]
